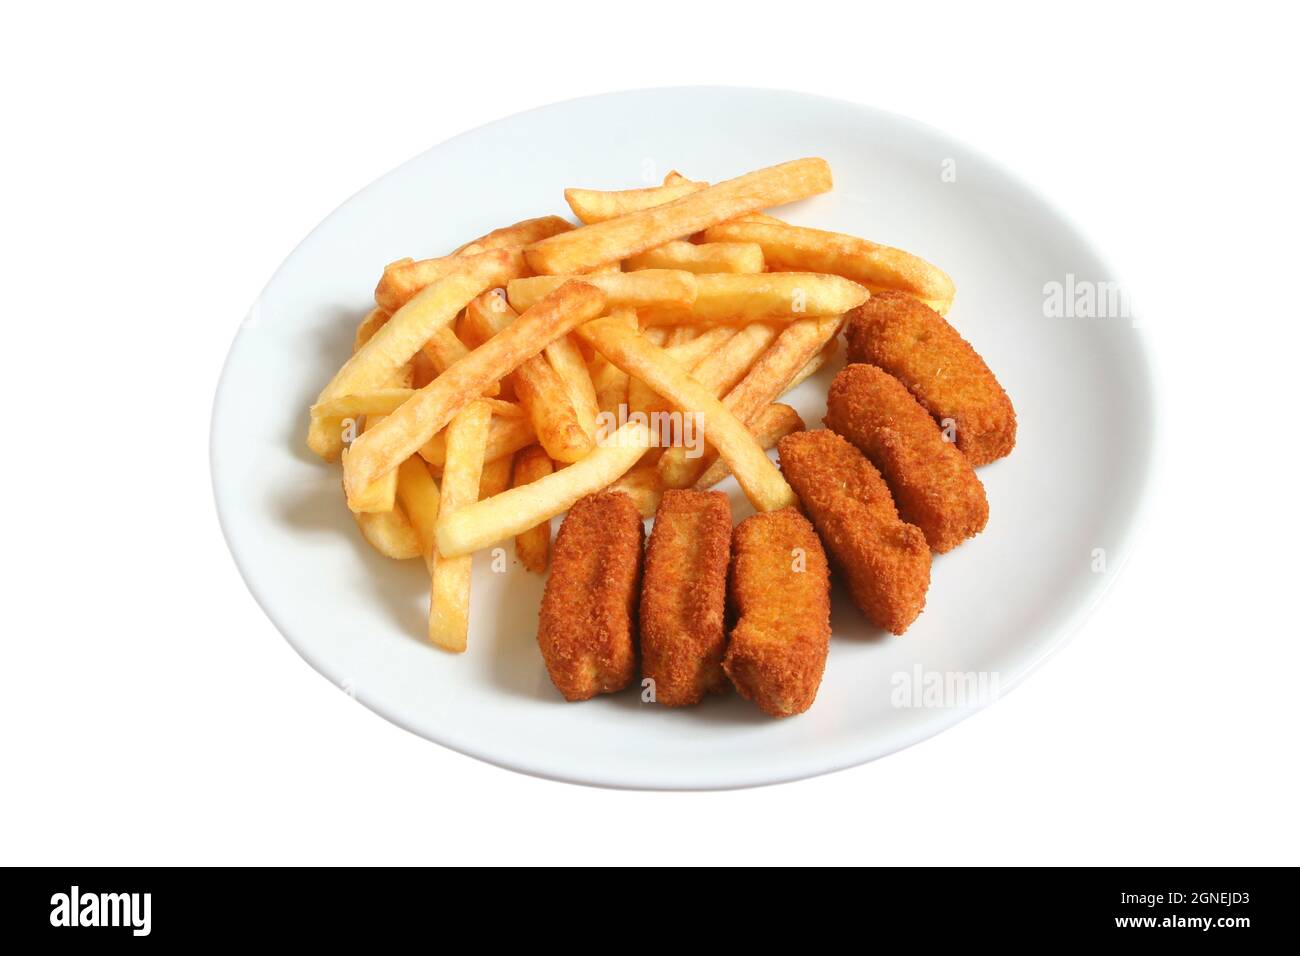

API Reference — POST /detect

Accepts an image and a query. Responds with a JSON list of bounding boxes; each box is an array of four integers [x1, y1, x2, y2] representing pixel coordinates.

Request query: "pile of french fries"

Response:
[[307, 157, 955, 653]]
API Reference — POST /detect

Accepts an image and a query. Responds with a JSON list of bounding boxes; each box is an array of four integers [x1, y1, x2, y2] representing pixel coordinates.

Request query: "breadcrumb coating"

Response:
[[825, 363, 988, 553], [639, 490, 733, 706], [844, 292, 1015, 466], [778, 429, 930, 634], [724, 508, 831, 717], [537, 492, 644, 701]]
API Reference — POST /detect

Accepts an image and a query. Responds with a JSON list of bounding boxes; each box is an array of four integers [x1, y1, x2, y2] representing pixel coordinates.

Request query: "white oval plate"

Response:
[[212, 87, 1155, 790]]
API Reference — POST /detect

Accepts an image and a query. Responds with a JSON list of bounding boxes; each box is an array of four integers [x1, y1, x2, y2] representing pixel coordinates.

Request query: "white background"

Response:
[[3, 1, 1296, 865]]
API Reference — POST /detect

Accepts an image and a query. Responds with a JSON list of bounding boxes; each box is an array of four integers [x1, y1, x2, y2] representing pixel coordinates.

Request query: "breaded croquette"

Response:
[[825, 364, 988, 553], [844, 292, 1016, 466], [537, 492, 644, 701], [724, 508, 831, 717], [778, 430, 930, 634], [639, 490, 733, 706]]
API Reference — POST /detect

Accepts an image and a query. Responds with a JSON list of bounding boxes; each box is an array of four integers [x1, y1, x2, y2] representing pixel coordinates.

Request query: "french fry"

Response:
[[511, 445, 554, 573], [344, 322, 407, 512], [313, 392, 520, 426], [342, 418, 399, 514], [606, 458, 665, 519], [625, 240, 764, 274], [310, 249, 525, 460], [701, 221, 955, 312], [428, 401, 492, 651], [421, 325, 473, 369], [479, 398, 526, 418], [378, 217, 565, 317], [338, 312, 420, 544], [603, 328, 791, 511], [352, 413, 420, 558], [624, 322, 772, 425], [435, 420, 652, 557], [354, 503, 422, 560], [625, 329, 670, 418], [315, 390, 522, 421], [658, 316, 843, 488], [697, 212, 788, 237], [379, 221, 557, 309], [421, 413, 536, 470], [462, 291, 594, 463], [591, 355, 629, 414], [460, 315, 518, 401], [629, 325, 740, 417], [526, 158, 833, 275], [731, 212, 787, 226], [313, 388, 415, 421], [420, 327, 499, 396], [411, 351, 437, 388], [506, 270, 697, 313], [587, 309, 638, 413], [640, 273, 866, 325], [625, 374, 658, 423], [343, 281, 606, 504], [785, 338, 838, 392], [307, 310, 402, 479], [450, 215, 574, 256], [667, 325, 738, 367], [373, 259, 416, 312], [354, 306, 390, 349], [396, 456, 441, 568], [595, 330, 809, 497], [662, 170, 701, 187], [664, 325, 698, 346], [685, 321, 779, 396], [576, 319, 796, 512], [694, 403, 806, 490], [373, 246, 528, 313], [375, 257, 455, 312], [565, 180, 707, 224], [663, 170, 786, 230], [306, 310, 408, 469], [478, 451, 514, 500], [616, 404, 807, 513], [544, 333, 600, 442]]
